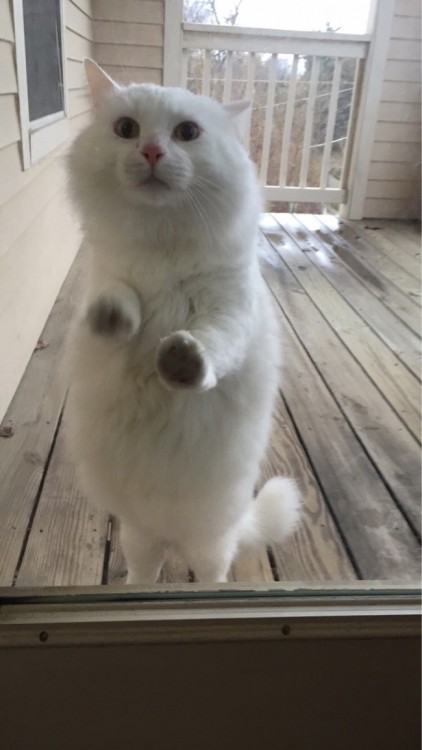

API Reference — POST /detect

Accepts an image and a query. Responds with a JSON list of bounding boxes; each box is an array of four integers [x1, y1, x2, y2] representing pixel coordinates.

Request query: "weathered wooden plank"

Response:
[[310, 214, 421, 335], [15, 432, 108, 587], [0, 260, 81, 585], [260, 231, 421, 538], [342, 217, 421, 283], [261, 397, 357, 581], [352, 219, 421, 258], [290, 214, 422, 373], [260, 244, 420, 579], [373, 221, 422, 257], [268, 214, 421, 441], [229, 549, 274, 582]]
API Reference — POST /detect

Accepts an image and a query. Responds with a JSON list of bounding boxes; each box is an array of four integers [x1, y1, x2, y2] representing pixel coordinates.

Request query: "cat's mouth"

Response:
[[139, 175, 171, 191]]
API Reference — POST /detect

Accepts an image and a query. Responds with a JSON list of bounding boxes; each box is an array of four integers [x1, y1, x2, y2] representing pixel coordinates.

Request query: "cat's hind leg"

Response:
[[120, 524, 166, 584], [184, 534, 238, 583]]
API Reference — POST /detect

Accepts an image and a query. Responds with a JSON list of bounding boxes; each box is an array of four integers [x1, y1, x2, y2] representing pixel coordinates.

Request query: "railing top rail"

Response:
[[183, 23, 371, 44], [183, 25, 370, 58]]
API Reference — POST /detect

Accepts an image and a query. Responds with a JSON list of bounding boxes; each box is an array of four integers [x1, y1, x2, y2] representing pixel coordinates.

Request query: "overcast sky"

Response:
[[209, 0, 372, 34]]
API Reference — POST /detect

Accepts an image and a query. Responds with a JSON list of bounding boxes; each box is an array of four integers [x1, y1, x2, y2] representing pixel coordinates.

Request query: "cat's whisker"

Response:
[[193, 177, 238, 212], [184, 186, 215, 253]]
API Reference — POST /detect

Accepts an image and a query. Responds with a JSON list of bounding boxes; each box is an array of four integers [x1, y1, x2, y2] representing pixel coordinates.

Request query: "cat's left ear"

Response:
[[222, 100, 251, 145], [222, 100, 251, 118], [84, 58, 118, 106]]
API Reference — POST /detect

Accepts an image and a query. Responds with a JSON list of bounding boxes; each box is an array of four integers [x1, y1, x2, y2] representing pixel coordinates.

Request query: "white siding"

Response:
[[363, 0, 421, 219], [0, 0, 94, 421], [92, 0, 164, 85]]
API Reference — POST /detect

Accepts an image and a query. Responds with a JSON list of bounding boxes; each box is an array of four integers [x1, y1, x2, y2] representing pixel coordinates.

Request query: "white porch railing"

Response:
[[179, 25, 370, 207], [163, 0, 398, 219]]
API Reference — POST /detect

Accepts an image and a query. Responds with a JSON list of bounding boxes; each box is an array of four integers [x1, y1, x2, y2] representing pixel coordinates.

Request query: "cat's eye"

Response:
[[113, 117, 140, 139], [173, 121, 201, 142]]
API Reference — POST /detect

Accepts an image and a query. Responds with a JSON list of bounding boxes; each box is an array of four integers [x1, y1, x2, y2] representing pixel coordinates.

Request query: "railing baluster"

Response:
[[223, 50, 234, 103], [279, 54, 299, 187], [181, 48, 188, 89], [341, 58, 363, 191], [244, 51, 256, 148], [299, 56, 320, 188], [320, 57, 343, 188], [202, 49, 211, 96], [260, 53, 277, 184]]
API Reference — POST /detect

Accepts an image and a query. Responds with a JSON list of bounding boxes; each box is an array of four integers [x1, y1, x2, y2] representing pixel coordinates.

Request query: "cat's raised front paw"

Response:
[[156, 331, 217, 391], [87, 295, 140, 342]]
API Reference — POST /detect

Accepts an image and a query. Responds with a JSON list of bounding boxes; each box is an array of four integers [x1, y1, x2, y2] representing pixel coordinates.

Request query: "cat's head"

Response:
[[69, 59, 256, 215]]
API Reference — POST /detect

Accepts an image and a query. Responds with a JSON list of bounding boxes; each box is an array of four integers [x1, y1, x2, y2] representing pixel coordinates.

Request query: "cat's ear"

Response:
[[84, 59, 117, 106], [222, 100, 251, 146], [222, 100, 251, 118]]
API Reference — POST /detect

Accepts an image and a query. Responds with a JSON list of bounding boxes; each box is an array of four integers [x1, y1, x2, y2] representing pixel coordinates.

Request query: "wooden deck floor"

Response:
[[0, 214, 420, 587]]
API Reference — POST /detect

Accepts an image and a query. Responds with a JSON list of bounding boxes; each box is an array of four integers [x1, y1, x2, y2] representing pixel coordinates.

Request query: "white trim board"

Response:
[[342, 0, 396, 219], [12, 0, 69, 169]]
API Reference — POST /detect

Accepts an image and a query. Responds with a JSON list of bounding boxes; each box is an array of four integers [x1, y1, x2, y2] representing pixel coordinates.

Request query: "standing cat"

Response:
[[64, 59, 300, 583]]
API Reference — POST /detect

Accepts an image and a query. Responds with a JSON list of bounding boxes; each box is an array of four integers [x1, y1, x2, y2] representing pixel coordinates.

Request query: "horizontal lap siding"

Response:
[[92, 0, 164, 86], [0, 0, 94, 421], [364, 0, 421, 219]]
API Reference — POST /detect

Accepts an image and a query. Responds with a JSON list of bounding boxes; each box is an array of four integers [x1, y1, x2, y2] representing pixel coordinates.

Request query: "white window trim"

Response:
[[12, 0, 69, 170]]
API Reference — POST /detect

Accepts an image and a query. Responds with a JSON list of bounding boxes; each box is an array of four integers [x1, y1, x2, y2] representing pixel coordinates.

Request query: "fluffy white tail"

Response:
[[240, 477, 301, 548]]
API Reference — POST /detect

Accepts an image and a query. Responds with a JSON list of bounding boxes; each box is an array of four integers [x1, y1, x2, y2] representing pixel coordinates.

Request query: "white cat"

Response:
[[64, 59, 300, 584]]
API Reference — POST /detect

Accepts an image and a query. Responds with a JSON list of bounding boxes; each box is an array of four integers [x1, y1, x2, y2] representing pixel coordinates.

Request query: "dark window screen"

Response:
[[23, 0, 64, 121]]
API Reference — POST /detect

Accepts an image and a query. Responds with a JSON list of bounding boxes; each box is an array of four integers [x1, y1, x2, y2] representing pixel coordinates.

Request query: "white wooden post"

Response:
[[163, 0, 184, 86], [341, 0, 395, 219]]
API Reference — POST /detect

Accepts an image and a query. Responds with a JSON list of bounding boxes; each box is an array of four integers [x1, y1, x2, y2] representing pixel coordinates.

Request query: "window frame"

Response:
[[12, 0, 69, 170], [0, 582, 419, 649]]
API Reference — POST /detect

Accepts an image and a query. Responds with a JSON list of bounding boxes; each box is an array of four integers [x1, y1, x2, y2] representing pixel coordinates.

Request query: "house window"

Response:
[[13, 0, 69, 169]]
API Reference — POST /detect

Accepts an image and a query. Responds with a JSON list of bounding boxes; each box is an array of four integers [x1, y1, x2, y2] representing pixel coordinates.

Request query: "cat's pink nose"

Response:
[[141, 144, 164, 167]]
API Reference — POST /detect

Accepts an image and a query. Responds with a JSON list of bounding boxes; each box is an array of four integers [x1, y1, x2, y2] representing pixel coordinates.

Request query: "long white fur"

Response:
[[64, 60, 301, 583]]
